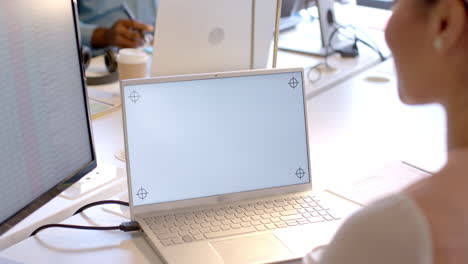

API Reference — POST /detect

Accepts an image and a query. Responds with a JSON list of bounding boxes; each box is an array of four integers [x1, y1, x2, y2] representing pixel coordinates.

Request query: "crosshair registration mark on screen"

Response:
[[129, 90, 141, 103], [289, 77, 298, 89], [136, 187, 148, 200], [295, 168, 306, 180]]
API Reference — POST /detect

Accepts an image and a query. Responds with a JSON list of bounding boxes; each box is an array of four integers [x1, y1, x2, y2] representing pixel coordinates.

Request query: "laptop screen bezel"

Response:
[[121, 68, 312, 216]]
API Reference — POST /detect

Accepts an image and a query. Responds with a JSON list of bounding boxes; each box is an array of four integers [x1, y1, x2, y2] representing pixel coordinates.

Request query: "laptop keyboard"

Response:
[[142, 194, 340, 247]]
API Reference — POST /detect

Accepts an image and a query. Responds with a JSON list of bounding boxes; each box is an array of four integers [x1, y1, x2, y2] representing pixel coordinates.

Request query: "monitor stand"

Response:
[[278, 35, 334, 57]]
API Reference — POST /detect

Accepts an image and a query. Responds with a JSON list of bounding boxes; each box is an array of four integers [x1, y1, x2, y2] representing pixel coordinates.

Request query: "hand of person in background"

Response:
[[91, 19, 154, 49]]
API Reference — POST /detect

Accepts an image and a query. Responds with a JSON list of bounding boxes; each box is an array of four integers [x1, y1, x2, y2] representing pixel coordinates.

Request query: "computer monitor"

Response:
[[278, 0, 350, 57], [0, 0, 96, 235], [150, 0, 278, 77]]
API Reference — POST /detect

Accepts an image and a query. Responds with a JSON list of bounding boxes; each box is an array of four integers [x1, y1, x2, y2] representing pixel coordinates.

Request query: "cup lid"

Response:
[[117, 48, 148, 64]]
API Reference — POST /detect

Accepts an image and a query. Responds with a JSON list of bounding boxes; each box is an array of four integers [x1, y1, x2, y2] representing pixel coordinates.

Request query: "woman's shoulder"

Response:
[[306, 193, 432, 264]]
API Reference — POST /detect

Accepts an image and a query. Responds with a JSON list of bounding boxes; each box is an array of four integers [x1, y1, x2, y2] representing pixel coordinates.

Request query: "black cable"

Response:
[[73, 200, 129, 215], [335, 23, 386, 62], [355, 36, 386, 61], [30, 221, 140, 236]]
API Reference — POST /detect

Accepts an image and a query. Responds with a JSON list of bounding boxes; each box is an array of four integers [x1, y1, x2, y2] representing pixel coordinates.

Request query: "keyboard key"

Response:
[[231, 224, 241, 229], [210, 226, 221, 232], [190, 224, 201, 229], [317, 201, 330, 210], [185, 220, 195, 225], [170, 227, 179, 233], [149, 224, 164, 230], [281, 210, 297, 216], [194, 234, 205, 241], [245, 211, 255, 217], [288, 200, 298, 205], [215, 211, 225, 216], [255, 205, 265, 210], [225, 214, 236, 219], [172, 238, 184, 244], [205, 226, 256, 239], [274, 201, 287, 207], [242, 217, 252, 222], [205, 217, 215, 222], [319, 211, 328, 216], [241, 222, 251, 227], [261, 214, 271, 219], [221, 225, 231, 231], [222, 220, 231, 225], [308, 217, 325, 223], [235, 213, 246, 218], [200, 228, 211, 233], [283, 205, 294, 211], [297, 219, 309, 225], [161, 239, 173, 246], [157, 233, 178, 240], [231, 218, 242, 224], [215, 216, 225, 221], [251, 220, 262, 226], [327, 211, 341, 220], [280, 215, 303, 221], [182, 235, 194, 242], [260, 219, 271, 224], [252, 215, 262, 220], [274, 207, 284, 212], [255, 225, 267, 231], [324, 215, 334, 221], [255, 210, 265, 215], [265, 223, 276, 230], [271, 212, 281, 217], [154, 229, 170, 235], [293, 205, 302, 209], [271, 217, 281, 223], [246, 206, 256, 212], [190, 229, 200, 235], [236, 208, 246, 213], [264, 208, 275, 214], [195, 219, 206, 224], [286, 220, 298, 226], [311, 212, 320, 217], [179, 231, 190, 237], [180, 226, 191, 231], [201, 223, 211, 228], [275, 222, 288, 228], [212, 221, 222, 226]]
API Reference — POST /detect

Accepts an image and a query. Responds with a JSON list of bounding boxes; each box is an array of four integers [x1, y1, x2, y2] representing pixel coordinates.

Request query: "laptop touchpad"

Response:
[[210, 234, 292, 264]]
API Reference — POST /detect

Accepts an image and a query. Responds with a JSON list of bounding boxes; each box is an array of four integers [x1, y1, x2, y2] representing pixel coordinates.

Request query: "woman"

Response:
[[304, 0, 468, 263]]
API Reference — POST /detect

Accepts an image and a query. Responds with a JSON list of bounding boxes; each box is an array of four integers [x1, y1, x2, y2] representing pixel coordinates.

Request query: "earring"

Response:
[[433, 37, 443, 51]]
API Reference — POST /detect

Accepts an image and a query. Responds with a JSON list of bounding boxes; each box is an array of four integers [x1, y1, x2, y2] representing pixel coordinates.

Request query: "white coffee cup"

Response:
[[117, 48, 148, 80]]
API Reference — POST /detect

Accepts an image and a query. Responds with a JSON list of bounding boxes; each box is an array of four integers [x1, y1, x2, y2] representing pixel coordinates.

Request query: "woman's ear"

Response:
[[429, 0, 467, 54]]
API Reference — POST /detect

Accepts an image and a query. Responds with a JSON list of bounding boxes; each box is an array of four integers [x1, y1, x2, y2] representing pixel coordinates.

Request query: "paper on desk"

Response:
[[327, 161, 431, 206]]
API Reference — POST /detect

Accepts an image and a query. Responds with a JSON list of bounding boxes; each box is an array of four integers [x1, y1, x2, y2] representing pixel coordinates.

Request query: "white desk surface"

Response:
[[0, 57, 447, 263]]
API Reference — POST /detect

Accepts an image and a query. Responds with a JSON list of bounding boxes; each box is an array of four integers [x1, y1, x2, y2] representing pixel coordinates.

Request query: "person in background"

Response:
[[77, 0, 157, 54], [303, 0, 468, 263]]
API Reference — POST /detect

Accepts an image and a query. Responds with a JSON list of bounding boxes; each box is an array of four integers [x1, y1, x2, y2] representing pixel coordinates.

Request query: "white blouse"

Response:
[[303, 194, 432, 264]]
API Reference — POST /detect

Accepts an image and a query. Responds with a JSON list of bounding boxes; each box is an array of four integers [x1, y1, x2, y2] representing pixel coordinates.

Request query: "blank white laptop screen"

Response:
[[123, 71, 310, 206]]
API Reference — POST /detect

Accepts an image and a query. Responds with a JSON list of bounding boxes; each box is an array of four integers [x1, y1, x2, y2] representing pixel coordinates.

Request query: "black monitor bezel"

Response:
[[0, 0, 97, 236]]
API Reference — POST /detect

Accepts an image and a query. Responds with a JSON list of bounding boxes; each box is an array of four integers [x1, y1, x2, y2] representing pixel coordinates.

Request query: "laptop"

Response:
[[150, 0, 277, 77], [121, 68, 342, 264]]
